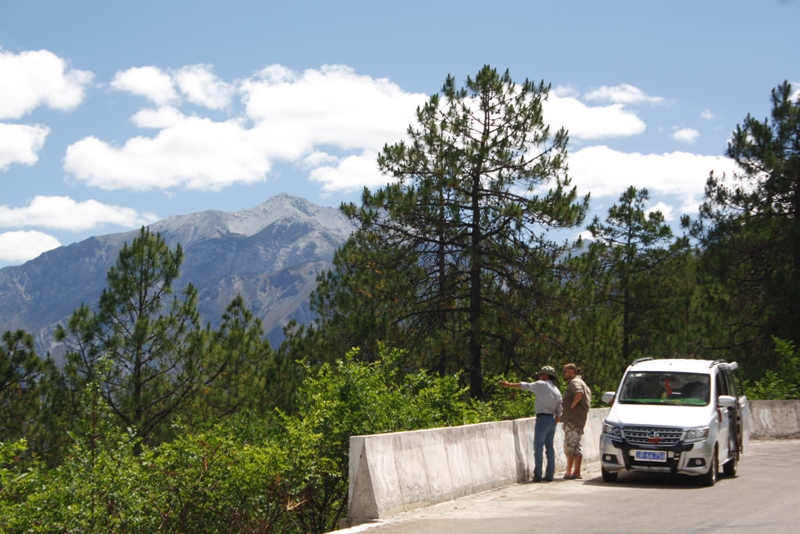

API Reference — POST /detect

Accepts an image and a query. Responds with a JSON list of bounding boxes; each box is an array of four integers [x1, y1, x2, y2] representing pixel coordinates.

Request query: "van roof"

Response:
[[629, 358, 722, 374]]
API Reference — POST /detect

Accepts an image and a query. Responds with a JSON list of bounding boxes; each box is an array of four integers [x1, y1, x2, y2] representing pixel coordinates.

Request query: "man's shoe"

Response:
[[533, 476, 542, 483], [543, 477, 553, 482]]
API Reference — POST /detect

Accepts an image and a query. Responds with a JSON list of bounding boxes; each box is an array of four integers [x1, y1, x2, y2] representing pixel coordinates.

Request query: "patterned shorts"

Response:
[[563, 421, 584, 457]]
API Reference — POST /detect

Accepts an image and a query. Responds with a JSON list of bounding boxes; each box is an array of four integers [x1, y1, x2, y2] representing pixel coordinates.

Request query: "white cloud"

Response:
[[646, 201, 676, 222], [0, 49, 93, 120], [111, 66, 178, 106], [64, 116, 274, 191], [131, 106, 187, 129], [673, 128, 700, 144], [0, 230, 61, 263], [552, 85, 580, 99], [175, 64, 234, 110], [0, 196, 158, 231], [569, 145, 737, 214], [300, 151, 339, 169], [66, 64, 427, 192], [308, 151, 386, 192], [544, 94, 646, 139], [0, 122, 50, 170], [243, 64, 426, 154], [701, 109, 716, 120], [584, 84, 665, 105]]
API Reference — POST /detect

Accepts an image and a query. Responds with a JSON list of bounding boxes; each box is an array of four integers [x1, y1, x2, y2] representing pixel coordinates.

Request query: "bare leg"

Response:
[[573, 455, 583, 478], [565, 455, 574, 477]]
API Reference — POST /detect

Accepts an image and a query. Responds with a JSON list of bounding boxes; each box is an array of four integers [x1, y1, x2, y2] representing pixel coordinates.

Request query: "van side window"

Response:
[[724, 368, 738, 397], [715, 372, 730, 397]]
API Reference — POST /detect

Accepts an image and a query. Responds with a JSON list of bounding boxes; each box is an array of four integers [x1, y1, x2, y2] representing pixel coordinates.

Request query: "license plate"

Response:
[[634, 450, 667, 462]]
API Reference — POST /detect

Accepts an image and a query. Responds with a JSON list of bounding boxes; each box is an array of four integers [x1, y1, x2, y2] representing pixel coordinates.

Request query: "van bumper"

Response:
[[600, 435, 715, 476]]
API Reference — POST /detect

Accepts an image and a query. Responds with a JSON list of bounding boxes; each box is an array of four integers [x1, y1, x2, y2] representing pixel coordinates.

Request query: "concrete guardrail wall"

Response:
[[748, 400, 800, 439], [345, 400, 800, 526]]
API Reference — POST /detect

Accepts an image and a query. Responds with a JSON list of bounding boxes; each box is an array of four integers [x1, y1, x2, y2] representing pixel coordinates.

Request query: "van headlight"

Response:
[[684, 427, 710, 443], [603, 423, 623, 440]]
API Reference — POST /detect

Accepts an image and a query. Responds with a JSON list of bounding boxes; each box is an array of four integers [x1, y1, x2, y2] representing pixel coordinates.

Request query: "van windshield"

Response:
[[618, 372, 710, 405]]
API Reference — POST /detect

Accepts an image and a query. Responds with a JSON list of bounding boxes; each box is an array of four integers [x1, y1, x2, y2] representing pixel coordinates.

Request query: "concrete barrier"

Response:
[[346, 408, 609, 526], [749, 400, 800, 439], [344, 400, 800, 527]]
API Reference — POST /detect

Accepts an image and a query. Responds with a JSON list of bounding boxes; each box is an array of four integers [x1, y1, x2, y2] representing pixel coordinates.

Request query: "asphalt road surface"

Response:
[[340, 439, 800, 534]]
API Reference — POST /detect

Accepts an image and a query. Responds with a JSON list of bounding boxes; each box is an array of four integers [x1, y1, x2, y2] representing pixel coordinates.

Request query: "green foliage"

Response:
[[746, 337, 800, 400], [279, 344, 486, 532], [0, 344, 490, 533], [587, 186, 674, 361], [56, 227, 210, 447], [0, 330, 45, 443], [0, 418, 295, 534]]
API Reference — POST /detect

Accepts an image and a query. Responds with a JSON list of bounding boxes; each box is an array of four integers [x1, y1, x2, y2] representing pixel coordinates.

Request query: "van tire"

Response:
[[601, 467, 618, 482], [700, 446, 718, 487], [722, 453, 737, 477]]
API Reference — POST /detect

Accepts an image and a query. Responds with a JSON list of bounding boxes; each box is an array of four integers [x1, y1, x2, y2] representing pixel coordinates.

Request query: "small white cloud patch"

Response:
[[309, 151, 387, 192], [0, 122, 50, 170], [0, 49, 93, 120], [672, 128, 700, 144], [0, 230, 61, 263], [0, 196, 158, 231], [584, 84, 665, 105], [174, 64, 234, 110], [111, 66, 179, 106], [569, 145, 736, 212], [544, 94, 646, 139], [646, 201, 676, 222]]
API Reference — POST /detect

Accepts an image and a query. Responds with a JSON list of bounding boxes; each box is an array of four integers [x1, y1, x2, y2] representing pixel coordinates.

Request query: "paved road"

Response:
[[340, 439, 800, 534]]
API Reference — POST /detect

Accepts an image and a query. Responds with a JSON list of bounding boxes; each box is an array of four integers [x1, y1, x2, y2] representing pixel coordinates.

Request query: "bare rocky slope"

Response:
[[0, 194, 354, 357]]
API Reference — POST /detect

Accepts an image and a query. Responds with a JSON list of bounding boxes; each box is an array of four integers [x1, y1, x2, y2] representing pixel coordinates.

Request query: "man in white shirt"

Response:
[[499, 366, 563, 482]]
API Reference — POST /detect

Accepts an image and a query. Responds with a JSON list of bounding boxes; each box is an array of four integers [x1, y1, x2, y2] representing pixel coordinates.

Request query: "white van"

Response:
[[599, 358, 750, 486]]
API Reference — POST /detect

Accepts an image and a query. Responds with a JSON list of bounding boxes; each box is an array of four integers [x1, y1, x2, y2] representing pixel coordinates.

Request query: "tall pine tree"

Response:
[[320, 66, 587, 398]]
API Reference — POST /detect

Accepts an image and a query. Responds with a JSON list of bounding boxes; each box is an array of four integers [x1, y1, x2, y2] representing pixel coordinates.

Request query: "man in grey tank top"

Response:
[[499, 366, 563, 482]]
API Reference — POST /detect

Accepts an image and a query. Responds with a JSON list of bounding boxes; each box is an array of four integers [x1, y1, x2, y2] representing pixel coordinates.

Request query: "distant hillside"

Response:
[[0, 194, 354, 357]]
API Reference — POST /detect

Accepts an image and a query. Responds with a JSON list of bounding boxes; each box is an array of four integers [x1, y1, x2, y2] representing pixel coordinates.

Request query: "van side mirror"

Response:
[[602, 392, 616, 404], [717, 395, 736, 408]]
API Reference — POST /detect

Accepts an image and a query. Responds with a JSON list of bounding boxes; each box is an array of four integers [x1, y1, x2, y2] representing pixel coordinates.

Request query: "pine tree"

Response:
[[691, 81, 800, 363], [327, 66, 588, 398], [56, 227, 208, 448], [0, 330, 45, 443], [588, 186, 673, 360]]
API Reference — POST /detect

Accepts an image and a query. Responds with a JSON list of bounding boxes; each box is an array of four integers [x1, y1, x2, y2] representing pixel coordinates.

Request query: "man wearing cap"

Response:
[[499, 366, 562, 482]]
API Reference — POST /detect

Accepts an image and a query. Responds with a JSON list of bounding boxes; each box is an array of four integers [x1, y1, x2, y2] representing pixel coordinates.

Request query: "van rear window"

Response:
[[618, 372, 710, 405]]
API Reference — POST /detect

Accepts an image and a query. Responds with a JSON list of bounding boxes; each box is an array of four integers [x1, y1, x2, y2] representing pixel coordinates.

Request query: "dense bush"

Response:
[[0, 344, 520, 533]]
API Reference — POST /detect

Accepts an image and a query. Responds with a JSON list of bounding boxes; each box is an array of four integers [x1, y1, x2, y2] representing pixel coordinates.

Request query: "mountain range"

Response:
[[0, 194, 354, 357]]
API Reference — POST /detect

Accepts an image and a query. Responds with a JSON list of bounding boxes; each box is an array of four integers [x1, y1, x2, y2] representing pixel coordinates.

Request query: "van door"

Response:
[[730, 363, 750, 454], [723, 366, 743, 459], [715, 371, 731, 460]]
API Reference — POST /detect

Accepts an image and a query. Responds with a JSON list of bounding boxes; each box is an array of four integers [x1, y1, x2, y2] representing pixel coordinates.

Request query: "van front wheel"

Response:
[[700, 446, 718, 487], [722, 453, 737, 477], [601, 467, 618, 482]]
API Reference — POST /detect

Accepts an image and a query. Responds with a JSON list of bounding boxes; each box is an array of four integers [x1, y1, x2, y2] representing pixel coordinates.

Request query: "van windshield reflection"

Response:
[[618, 372, 710, 405]]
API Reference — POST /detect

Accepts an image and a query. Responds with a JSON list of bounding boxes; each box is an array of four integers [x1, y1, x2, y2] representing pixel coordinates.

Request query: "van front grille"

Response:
[[623, 426, 682, 446]]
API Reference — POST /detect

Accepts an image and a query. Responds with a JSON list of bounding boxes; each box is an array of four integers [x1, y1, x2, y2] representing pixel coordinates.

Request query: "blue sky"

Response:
[[1, 0, 798, 266]]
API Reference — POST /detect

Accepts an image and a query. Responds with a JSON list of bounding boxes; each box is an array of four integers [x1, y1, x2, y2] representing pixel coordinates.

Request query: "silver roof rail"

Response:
[[631, 357, 654, 366]]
